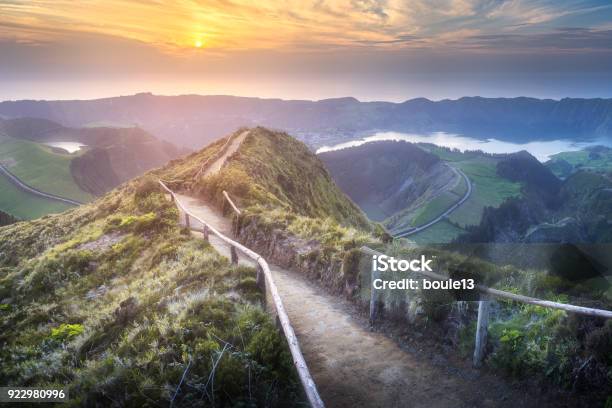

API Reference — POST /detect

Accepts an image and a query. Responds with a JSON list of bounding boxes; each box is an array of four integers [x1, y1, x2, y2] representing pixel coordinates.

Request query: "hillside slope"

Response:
[[0, 176, 301, 406], [460, 152, 612, 244]]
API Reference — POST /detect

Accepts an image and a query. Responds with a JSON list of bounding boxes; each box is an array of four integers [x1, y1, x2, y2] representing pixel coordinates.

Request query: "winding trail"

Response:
[[0, 162, 82, 206], [172, 133, 561, 408], [395, 165, 471, 238]]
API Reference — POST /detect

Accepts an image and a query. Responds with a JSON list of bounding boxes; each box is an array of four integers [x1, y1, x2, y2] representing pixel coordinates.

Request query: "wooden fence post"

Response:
[[256, 264, 265, 290], [202, 225, 209, 242], [473, 294, 490, 367], [370, 258, 379, 324], [185, 213, 190, 229], [256, 264, 266, 304], [230, 245, 238, 264]]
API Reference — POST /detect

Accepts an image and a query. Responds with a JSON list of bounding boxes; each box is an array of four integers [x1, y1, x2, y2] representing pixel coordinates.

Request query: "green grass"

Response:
[[0, 135, 93, 203], [448, 158, 521, 227], [547, 148, 612, 178], [0, 172, 71, 219], [417, 145, 522, 228], [408, 166, 469, 228], [407, 219, 465, 244], [0, 177, 301, 406], [409, 191, 458, 225]]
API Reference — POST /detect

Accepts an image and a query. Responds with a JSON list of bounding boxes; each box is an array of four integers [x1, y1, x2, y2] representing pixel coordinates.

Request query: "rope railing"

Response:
[[359, 246, 612, 367], [159, 180, 324, 408]]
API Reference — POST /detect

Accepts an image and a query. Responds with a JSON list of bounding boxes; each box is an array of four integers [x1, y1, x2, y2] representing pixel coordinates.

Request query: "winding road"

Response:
[[395, 165, 472, 238], [0, 163, 82, 206]]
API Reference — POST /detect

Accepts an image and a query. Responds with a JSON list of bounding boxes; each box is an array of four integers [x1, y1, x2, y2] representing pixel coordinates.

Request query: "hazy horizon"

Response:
[[3, 88, 612, 104], [2, 1, 612, 102]]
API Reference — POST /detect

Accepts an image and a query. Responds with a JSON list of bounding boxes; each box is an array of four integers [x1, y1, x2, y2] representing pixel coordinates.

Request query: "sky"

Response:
[[1, 0, 612, 101]]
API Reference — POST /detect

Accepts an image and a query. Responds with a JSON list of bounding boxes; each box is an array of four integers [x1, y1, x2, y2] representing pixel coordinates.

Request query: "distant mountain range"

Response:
[[1, 94, 611, 149]]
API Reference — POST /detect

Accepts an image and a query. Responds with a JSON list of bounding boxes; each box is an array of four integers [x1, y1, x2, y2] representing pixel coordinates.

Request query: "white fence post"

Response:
[[473, 294, 490, 367]]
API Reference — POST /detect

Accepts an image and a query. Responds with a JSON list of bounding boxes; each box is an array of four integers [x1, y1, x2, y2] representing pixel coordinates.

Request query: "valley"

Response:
[[320, 141, 523, 243], [0, 117, 184, 219], [0, 133, 93, 203]]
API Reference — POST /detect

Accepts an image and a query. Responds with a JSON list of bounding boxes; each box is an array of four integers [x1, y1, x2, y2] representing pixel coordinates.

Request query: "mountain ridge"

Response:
[[2, 94, 611, 149]]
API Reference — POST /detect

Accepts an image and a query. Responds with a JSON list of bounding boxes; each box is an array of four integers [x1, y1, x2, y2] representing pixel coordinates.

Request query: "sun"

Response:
[[194, 39, 203, 48]]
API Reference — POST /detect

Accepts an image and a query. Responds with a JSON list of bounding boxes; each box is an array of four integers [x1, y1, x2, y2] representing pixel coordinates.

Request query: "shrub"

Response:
[[134, 176, 160, 200], [489, 304, 567, 378], [50, 323, 84, 342]]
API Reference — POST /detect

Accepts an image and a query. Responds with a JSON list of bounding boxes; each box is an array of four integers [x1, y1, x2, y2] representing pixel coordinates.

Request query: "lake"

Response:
[[316, 132, 612, 162], [44, 142, 87, 154]]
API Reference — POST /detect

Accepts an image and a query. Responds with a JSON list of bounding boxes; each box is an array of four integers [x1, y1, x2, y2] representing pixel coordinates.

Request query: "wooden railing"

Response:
[[222, 190, 242, 215], [159, 181, 324, 408], [360, 246, 612, 367]]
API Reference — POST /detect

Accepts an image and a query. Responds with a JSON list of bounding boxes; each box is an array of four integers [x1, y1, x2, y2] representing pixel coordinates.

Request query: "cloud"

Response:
[[464, 28, 612, 51]]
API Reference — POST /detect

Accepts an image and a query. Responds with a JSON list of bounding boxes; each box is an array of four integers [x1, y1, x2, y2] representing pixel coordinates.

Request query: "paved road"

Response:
[[395, 165, 472, 238], [0, 163, 82, 206]]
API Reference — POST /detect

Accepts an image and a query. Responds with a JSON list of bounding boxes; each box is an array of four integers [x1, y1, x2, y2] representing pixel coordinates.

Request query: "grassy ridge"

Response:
[[0, 135, 93, 203], [224, 128, 371, 229], [0, 177, 301, 406]]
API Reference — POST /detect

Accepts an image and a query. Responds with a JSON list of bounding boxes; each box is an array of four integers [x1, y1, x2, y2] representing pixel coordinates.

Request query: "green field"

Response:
[[409, 190, 459, 225], [391, 163, 470, 231], [0, 135, 93, 203], [448, 158, 521, 227], [547, 148, 612, 178], [0, 173, 72, 219], [404, 145, 522, 242], [407, 219, 465, 244]]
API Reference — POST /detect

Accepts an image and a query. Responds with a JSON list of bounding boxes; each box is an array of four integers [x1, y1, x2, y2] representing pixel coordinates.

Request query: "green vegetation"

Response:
[[0, 135, 94, 203], [408, 219, 465, 244], [0, 176, 302, 406], [197, 128, 370, 229], [448, 158, 521, 227], [547, 146, 612, 179], [371, 241, 612, 400], [160, 128, 372, 251], [396, 145, 522, 241], [0, 172, 72, 219], [409, 191, 458, 226]]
